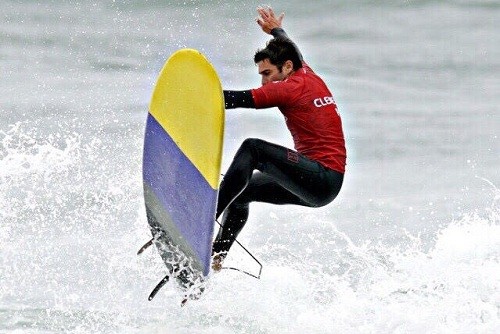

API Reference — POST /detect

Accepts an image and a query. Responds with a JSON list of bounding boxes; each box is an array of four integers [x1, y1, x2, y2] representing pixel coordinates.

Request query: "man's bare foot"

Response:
[[211, 253, 225, 272]]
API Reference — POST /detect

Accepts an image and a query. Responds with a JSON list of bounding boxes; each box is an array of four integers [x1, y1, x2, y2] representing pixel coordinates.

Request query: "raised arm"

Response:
[[256, 6, 304, 62], [224, 7, 306, 110]]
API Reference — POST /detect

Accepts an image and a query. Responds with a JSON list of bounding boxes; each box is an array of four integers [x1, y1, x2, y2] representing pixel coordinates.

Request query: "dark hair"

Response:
[[254, 37, 302, 71]]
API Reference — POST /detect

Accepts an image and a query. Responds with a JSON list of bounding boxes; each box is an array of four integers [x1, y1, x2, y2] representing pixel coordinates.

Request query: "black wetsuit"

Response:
[[212, 29, 344, 256]]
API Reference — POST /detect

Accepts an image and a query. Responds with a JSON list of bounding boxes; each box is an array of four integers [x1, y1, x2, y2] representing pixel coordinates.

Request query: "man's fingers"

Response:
[[268, 7, 275, 17], [277, 12, 285, 25], [257, 6, 270, 18], [256, 5, 283, 32]]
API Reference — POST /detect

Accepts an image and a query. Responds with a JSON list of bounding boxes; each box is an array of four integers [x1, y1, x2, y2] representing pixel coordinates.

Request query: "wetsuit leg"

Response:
[[212, 138, 343, 255]]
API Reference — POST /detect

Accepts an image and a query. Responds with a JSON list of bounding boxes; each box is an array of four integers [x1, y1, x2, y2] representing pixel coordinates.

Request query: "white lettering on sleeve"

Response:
[[313, 96, 336, 108]]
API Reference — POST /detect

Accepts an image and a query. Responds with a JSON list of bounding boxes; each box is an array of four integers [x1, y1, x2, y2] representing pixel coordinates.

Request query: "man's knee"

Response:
[[241, 138, 264, 151], [235, 138, 266, 165]]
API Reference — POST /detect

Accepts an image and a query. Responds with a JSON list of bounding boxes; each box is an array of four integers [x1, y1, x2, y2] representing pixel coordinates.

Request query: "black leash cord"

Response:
[[215, 219, 263, 279]]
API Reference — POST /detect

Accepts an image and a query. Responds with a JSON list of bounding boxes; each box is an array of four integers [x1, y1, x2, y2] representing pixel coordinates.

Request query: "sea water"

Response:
[[1, 0, 498, 333]]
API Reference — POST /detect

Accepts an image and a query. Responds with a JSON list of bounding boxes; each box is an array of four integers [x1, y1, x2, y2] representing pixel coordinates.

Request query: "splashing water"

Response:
[[2, 121, 497, 333]]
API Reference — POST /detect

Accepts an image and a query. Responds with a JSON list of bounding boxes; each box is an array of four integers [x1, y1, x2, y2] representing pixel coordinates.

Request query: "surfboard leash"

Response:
[[215, 219, 263, 279]]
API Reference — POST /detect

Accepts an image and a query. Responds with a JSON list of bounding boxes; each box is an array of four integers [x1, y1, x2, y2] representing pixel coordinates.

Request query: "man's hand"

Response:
[[256, 6, 284, 35]]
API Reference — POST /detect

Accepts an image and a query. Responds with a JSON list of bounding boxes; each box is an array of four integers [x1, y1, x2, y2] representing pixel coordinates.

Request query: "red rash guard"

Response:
[[250, 63, 346, 173]]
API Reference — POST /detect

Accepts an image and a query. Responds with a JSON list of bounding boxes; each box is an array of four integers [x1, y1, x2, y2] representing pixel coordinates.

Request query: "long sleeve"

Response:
[[223, 90, 256, 109]]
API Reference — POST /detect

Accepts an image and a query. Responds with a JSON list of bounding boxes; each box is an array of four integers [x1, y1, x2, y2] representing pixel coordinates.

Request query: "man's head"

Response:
[[254, 37, 302, 85]]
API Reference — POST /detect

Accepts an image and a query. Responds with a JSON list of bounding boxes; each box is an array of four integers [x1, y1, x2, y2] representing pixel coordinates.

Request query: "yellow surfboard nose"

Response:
[[149, 49, 224, 189]]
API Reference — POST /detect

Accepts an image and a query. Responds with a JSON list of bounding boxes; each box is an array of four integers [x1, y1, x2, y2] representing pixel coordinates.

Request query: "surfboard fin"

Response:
[[148, 274, 170, 301], [137, 238, 154, 255]]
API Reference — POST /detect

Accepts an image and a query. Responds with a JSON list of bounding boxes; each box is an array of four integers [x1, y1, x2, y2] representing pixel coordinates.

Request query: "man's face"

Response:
[[257, 58, 287, 86]]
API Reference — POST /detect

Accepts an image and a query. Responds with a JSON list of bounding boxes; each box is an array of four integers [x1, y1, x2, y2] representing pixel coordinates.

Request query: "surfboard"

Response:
[[141, 48, 224, 302]]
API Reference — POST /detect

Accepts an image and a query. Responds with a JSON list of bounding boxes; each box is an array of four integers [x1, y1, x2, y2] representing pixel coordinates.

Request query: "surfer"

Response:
[[212, 6, 346, 270]]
